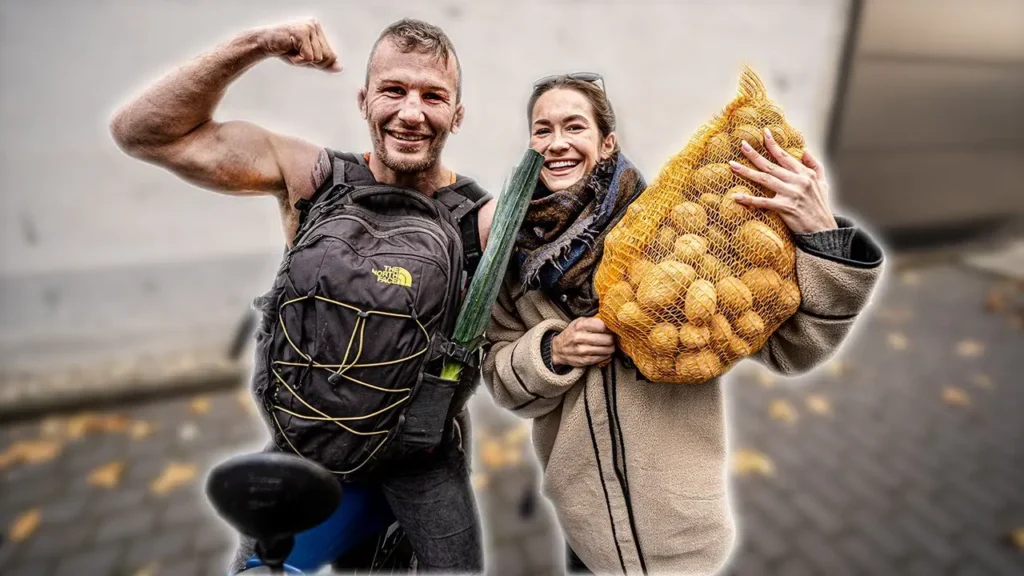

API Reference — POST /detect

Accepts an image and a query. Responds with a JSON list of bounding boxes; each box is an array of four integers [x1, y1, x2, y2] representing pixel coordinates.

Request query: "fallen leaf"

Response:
[[942, 387, 970, 407], [237, 390, 256, 415], [65, 413, 132, 440], [0, 440, 63, 470], [757, 371, 776, 389], [901, 271, 920, 286], [133, 562, 160, 576], [88, 461, 125, 489], [130, 421, 154, 440], [504, 423, 530, 445], [876, 307, 913, 324], [471, 473, 490, 490], [806, 394, 832, 416], [970, 373, 994, 390], [956, 340, 985, 358], [9, 509, 41, 542], [732, 449, 774, 477], [150, 462, 197, 495], [985, 287, 1009, 313], [769, 399, 798, 424], [480, 439, 507, 469], [826, 360, 851, 377], [178, 422, 199, 442], [1010, 528, 1024, 550], [190, 396, 211, 415], [40, 417, 64, 438], [887, 333, 908, 351]]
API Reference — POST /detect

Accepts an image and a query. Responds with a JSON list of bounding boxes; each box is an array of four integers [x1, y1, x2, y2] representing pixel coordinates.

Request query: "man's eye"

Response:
[[423, 93, 443, 101], [384, 87, 404, 96]]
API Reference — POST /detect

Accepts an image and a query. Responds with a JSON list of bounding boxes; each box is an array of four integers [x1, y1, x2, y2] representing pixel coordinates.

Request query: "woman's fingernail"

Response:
[[764, 127, 773, 139], [729, 160, 742, 170], [732, 193, 746, 201], [741, 140, 752, 151]]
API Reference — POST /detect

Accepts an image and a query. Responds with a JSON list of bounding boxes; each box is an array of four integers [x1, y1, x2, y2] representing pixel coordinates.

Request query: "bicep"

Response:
[[150, 120, 324, 201]]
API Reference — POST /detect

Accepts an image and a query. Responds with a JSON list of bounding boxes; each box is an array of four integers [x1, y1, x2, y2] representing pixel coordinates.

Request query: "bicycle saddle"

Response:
[[206, 452, 342, 542]]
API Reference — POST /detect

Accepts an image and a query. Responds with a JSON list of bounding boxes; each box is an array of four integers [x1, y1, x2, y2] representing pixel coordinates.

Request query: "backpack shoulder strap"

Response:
[[435, 178, 493, 282]]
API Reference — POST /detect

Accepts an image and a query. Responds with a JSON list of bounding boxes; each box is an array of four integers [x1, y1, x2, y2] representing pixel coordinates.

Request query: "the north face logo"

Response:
[[372, 266, 413, 287]]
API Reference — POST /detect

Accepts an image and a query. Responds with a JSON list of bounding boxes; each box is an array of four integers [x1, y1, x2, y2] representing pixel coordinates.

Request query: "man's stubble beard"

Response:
[[371, 122, 451, 175]]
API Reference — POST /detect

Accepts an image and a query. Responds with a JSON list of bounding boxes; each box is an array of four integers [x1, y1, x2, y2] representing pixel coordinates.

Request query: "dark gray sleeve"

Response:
[[792, 216, 883, 267]]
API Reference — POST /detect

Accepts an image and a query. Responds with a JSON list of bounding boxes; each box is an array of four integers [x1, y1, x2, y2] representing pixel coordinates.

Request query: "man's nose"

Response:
[[396, 95, 425, 125]]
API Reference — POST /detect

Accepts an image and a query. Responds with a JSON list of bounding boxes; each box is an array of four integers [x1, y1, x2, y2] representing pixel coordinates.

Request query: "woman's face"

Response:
[[530, 88, 617, 192]]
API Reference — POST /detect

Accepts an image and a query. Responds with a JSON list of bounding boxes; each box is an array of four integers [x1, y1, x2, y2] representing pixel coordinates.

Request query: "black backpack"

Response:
[[249, 151, 491, 481]]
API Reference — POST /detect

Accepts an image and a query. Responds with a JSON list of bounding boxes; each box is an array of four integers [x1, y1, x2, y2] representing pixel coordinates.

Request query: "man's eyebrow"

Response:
[[377, 78, 451, 95]]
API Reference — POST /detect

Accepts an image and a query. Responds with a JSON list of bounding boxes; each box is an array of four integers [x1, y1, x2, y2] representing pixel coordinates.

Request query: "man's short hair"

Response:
[[366, 18, 463, 102]]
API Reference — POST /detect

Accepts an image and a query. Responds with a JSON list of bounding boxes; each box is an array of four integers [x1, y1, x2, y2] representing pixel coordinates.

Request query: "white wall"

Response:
[[1, 0, 851, 276]]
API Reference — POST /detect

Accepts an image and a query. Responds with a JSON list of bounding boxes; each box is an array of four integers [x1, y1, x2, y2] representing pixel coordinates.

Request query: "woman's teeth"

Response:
[[546, 160, 580, 170]]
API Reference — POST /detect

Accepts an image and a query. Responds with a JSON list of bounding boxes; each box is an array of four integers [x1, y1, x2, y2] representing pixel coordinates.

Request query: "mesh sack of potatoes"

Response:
[[594, 68, 803, 384]]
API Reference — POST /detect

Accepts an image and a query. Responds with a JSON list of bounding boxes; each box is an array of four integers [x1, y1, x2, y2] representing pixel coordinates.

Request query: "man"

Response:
[[111, 17, 493, 572]]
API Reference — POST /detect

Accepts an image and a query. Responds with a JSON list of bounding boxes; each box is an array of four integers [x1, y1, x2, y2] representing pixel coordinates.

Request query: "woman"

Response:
[[482, 74, 884, 574]]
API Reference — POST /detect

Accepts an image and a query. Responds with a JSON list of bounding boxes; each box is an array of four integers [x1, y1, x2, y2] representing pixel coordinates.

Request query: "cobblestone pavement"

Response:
[[1, 262, 1022, 576]]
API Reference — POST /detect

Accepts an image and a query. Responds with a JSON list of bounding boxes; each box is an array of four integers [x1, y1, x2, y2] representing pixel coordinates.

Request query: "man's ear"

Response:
[[451, 102, 465, 135], [600, 132, 618, 159], [357, 86, 368, 120]]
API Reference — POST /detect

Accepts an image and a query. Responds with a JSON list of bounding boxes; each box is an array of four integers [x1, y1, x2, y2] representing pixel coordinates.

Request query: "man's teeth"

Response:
[[391, 132, 428, 142], [547, 160, 579, 170]]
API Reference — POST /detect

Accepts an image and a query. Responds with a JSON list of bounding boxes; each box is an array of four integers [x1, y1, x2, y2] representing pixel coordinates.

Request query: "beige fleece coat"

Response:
[[482, 246, 883, 575]]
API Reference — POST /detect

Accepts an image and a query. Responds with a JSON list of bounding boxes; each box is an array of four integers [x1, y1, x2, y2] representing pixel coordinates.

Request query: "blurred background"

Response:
[[1, 0, 1021, 574]]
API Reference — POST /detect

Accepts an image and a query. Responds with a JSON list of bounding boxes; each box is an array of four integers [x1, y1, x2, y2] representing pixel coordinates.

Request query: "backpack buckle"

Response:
[[440, 341, 480, 369]]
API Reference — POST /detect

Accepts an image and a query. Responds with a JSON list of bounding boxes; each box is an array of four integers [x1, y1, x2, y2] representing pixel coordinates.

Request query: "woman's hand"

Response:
[[551, 317, 616, 368], [727, 128, 838, 234]]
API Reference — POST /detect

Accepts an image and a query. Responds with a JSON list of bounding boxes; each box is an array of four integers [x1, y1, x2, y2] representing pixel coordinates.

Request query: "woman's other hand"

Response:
[[551, 317, 616, 368], [727, 128, 838, 234]]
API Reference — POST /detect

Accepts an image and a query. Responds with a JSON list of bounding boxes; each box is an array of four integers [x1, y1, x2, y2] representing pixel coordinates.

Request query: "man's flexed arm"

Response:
[[109, 19, 341, 199]]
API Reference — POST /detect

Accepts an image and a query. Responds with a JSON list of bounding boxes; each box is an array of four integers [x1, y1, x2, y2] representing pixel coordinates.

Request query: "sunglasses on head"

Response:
[[533, 72, 605, 91]]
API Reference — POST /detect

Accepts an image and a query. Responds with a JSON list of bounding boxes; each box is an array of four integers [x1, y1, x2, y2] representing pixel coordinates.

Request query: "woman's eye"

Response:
[[534, 128, 551, 136], [567, 125, 585, 133]]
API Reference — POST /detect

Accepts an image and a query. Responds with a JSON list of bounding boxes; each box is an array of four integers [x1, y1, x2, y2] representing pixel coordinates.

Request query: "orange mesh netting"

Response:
[[594, 67, 803, 384]]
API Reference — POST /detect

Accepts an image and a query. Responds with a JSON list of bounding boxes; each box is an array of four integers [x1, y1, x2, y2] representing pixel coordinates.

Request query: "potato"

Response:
[[673, 234, 708, 264], [649, 323, 680, 356], [785, 147, 805, 162], [717, 276, 754, 318], [732, 124, 764, 151], [699, 253, 732, 283], [764, 124, 789, 147], [704, 225, 731, 254], [654, 226, 677, 256], [758, 102, 786, 125], [618, 301, 653, 331], [652, 356, 678, 380], [602, 281, 635, 314], [737, 221, 788, 271], [669, 202, 708, 234], [678, 323, 711, 350], [676, 350, 723, 383], [730, 335, 752, 357], [684, 279, 717, 325], [779, 279, 801, 318], [692, 163, 735, 193], [703, 133, 735, 163], [787, 129, 805, 148], [627, 259, 656, 287], [719, 187, 756, 228], [637, 260, 695, 311], [708, 314, 735, 354], [731, 106, 760, 127], [734, 310, 766, 340], [741, 268, 784, 307], [699, 193, 723, 212]]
